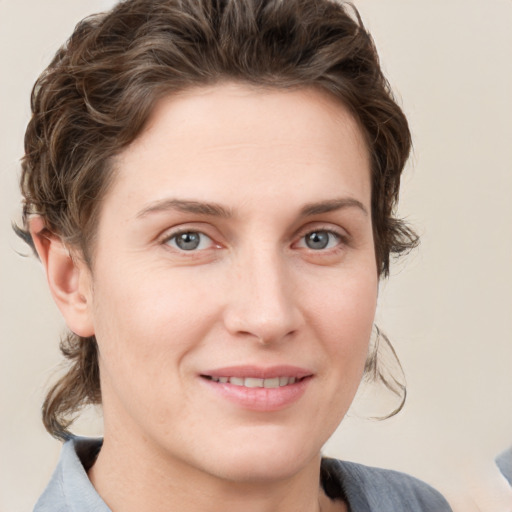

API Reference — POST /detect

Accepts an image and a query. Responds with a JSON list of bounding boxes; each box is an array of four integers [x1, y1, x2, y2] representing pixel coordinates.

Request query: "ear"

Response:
[[29, 217, 95, 337]]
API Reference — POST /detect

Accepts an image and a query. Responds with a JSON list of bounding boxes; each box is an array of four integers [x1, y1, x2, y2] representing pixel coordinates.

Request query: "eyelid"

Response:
[[293, 223, 350, 246], [166, 231, 213, 250], [156, 222, 349, 253], [158, 224, 222, 252], [295, 231, 341, 251]]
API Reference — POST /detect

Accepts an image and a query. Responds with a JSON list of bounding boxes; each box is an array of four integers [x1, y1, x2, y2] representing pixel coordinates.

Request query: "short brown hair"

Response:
[[18, 0, 417, 439]]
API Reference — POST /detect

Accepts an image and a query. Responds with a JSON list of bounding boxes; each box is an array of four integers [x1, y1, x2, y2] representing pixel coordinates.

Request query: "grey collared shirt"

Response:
[[34, 437, 452, 511], [34, 438, 110, 512], [497, 446, 512, 486]]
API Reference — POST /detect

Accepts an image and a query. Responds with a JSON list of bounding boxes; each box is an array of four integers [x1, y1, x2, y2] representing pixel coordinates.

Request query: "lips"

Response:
[[199, 365, 313, 411], [204, 375, 300, 388], [202, 364, 312, 380]]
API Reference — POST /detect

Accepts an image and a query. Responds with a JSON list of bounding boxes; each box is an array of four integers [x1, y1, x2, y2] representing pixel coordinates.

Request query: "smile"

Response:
[[200, 366, 313, 411], [204, 376, 301, 388]]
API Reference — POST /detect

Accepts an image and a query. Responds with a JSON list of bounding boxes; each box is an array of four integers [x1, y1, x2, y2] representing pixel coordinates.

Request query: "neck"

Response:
[[87, 429, 343, 512]]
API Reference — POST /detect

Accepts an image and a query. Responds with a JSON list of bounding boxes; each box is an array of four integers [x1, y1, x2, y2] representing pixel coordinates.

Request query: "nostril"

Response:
[[222, 287, 303, 344]]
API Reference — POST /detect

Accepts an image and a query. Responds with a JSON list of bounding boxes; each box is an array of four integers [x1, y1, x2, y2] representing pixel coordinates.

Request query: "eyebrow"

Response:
[[136, 196, 368, 220], [299, 198, 368, 217], [136, 198, 233, 219]]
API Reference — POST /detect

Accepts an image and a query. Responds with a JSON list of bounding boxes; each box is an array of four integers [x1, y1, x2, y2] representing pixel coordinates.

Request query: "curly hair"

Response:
[[17, 0, 417, 439]]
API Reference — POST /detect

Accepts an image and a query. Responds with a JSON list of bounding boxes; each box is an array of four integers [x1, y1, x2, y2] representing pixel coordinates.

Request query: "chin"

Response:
[[210, 454, 314, 484], [195, 426, 323, 484]]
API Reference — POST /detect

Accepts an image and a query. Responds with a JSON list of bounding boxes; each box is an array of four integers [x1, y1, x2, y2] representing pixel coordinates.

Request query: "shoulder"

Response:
[[321, 457, 453, 512], [496, 446, 512, 485], [33, 437, 109, 512]]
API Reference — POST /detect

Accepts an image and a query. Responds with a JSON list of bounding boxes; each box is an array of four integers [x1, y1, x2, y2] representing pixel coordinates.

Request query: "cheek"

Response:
[[308, 262, 377, 327], [297, 272, 377, 440], [306, 268, 377, 372], [88, 266, 220, 426], [89, 264, 214, 376]]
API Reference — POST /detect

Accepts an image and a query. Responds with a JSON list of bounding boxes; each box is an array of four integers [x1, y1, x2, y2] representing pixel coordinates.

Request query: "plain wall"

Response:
[[1, 1, 511, 510]]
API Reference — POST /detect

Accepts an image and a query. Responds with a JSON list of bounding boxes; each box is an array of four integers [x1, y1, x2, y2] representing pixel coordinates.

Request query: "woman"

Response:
[[17, 0, 452, 510]]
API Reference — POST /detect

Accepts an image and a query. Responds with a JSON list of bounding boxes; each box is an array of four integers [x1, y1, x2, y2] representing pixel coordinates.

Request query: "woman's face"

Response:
[[81, 83, 377, 482]]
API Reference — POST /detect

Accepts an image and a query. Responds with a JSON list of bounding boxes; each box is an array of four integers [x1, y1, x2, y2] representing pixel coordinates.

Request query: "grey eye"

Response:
[[304, 231, 338, 250], [172, 232, 203, 251], [177, 232, 200, 250]]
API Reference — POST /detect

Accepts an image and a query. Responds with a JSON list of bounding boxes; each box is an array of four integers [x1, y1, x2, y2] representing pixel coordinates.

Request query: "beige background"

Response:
[[1, 1, 511, 510]]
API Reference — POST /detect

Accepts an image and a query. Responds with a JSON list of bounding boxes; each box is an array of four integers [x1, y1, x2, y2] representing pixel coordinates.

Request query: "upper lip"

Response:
[[200, 365, 313, 379]]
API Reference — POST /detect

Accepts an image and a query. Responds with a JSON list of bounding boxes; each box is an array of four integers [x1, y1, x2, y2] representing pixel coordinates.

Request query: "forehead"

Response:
[[104, 82, 371, 218], [134, 83, 369, 159]]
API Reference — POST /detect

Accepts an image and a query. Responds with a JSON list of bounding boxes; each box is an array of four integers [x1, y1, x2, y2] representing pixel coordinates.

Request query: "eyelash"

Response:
[[295, 229, 345, 251], [162, 230, 216, 252], [160, 226, 348, 253]]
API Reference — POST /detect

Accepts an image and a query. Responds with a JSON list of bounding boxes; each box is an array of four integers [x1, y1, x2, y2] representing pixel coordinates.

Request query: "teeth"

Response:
[[263, 377, 280, 388], [244, 377, 264, 388], [209, 376, 300, 387], [230, 377, 245, 386]]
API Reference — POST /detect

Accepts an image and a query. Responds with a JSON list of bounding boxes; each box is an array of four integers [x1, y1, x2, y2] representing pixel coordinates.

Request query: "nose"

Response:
[[223, 248, 303, 345]]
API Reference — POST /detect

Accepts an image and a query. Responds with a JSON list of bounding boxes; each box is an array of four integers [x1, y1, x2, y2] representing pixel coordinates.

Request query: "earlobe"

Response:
[[29, 217, 95, 337]]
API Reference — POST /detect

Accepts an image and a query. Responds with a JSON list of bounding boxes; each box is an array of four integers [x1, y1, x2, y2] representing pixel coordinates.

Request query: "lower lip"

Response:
[[200, 377, 312, 412]]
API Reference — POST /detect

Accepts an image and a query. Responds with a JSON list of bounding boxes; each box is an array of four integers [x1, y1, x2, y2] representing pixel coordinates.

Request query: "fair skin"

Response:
[[32, 84, 377, 512]]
